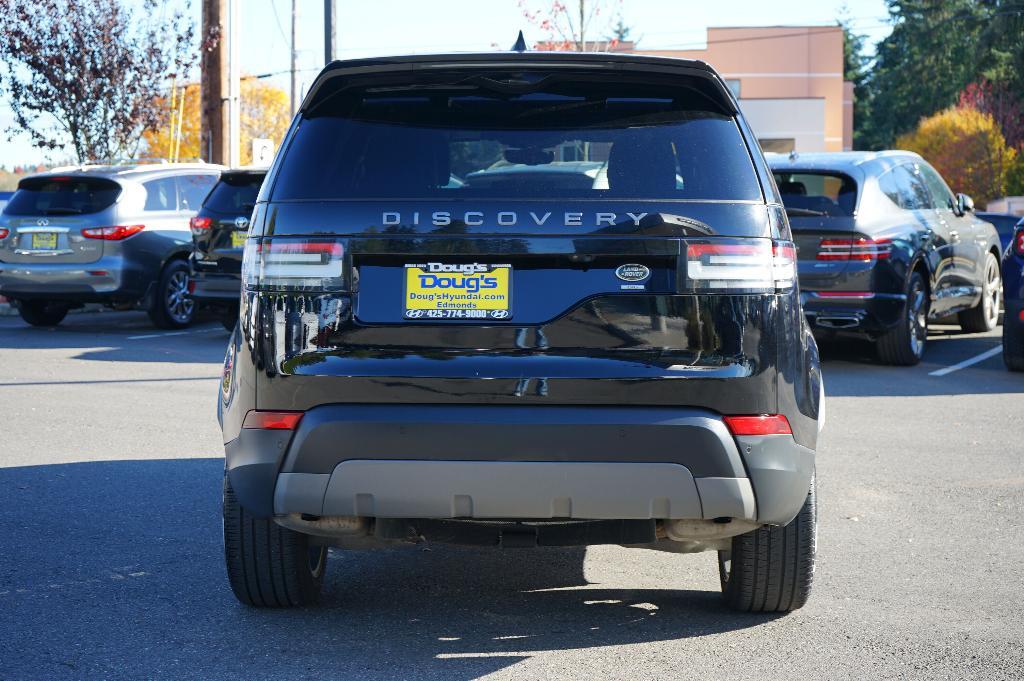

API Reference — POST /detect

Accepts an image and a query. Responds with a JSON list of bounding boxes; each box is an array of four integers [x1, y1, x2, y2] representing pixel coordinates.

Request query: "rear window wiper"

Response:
[[639, 212, 715, 236], [784, 207, 827, 217]]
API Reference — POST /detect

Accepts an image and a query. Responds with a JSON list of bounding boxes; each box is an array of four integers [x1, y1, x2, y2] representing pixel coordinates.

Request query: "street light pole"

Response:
[[324, 0, 336, 65], [227, 0, 240, 167]]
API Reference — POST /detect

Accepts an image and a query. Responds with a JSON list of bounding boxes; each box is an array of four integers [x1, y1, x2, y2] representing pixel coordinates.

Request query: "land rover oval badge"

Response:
[[615, 264, 650, 282]]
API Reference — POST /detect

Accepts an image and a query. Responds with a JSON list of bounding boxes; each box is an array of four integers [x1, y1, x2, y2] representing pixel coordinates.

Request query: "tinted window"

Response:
[[917, 163, 954, 211], [773, 171, 857, 216], [878, 165, 931, 210], [273, 81, 762, 202], [203, 173, 265, 213], [177, 174, 218, 211], [3, 177, 121, 216], [143, 177, 179, 211]]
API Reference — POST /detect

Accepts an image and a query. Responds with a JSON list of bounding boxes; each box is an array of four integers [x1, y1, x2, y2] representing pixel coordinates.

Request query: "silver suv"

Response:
[[0, 163, 222, 327]]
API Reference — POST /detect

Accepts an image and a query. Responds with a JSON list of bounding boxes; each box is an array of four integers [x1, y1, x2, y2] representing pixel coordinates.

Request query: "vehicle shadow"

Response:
[[0, 458, 775, 680], [0, 310, 228, 364], [818, 326, 1022, 397]]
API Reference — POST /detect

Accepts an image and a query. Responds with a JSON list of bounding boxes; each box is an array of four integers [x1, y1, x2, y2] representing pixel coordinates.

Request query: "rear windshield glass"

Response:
[[3, 177, 121, 216], [273, 78, 762, 202], [773, 171, 857, 217], [204, 174, 265, 213]]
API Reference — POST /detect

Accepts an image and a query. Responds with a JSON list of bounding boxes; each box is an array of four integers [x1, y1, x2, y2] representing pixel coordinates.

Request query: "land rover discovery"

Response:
[[219, 51, 823, 613]]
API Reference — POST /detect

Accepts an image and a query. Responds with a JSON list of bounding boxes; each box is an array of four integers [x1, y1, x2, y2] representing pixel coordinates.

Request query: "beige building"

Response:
[[633, 26, 853, 152]]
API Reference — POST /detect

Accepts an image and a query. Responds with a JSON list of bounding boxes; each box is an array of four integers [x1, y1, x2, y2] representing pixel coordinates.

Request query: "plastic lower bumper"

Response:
[[190, 271, 241, 301], [0, 255, 141, 302], [224, 405, 815, 527], [802, 290, 906, 335]]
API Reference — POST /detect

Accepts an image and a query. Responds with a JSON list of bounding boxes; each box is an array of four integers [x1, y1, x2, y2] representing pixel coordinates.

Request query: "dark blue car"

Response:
[[1004, 217, 1024, 370]]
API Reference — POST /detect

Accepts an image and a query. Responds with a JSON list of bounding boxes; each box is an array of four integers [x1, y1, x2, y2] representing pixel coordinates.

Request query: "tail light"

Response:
[[190, 216, 213, 236], [723, 414, 792, 436], [81, 225, 145, 240], [242, 410, 304, 430], [817, 237, 891, 261], [242, 238, 346, 292], [685, 239, 796, 292], [0, 228, 9, 239], [1014, 226, 1024, 257]]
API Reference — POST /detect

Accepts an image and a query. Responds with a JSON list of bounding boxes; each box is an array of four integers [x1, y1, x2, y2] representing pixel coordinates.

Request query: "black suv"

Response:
[[189, 168, 267, 329], [219, 51, 823, 613]]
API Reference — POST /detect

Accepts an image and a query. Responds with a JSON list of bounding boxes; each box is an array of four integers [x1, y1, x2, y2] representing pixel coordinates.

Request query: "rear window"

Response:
[[773, 172, 857, 217], [4, 176, 121, 216], [273, 77, 762, 202], [204, 174, 265, 213]]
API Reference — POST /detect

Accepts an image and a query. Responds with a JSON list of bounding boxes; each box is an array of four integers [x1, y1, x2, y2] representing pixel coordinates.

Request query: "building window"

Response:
[[725, 79, 741, 98], [759, 138, 796, 153]]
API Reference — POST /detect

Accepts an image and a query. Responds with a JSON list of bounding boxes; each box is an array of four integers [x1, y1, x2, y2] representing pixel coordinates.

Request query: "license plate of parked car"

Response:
[[31, 232, 58, 250], [403, 262, 512, 319], [231, 230, 247, 248]]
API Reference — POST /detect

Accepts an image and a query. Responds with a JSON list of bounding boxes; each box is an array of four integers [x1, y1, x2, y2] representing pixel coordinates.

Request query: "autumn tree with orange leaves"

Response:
[[144, 79, 290, 166]]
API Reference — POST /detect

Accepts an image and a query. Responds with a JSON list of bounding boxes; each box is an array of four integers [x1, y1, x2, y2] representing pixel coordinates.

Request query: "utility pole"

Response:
[[200, 0, 228, 164], [227, 0, 241, 167], [290, 0, 299, 116], [324, 0, 336, 65]]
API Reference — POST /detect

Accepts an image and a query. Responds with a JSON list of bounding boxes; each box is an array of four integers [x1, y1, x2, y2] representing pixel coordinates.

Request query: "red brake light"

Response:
[[81, 225, 144, 240], [242, 410, 304, 430], [685, 239, 795, 291], [190, 216, 213, 235], [1014, 228, 1024, 257], [818, 237, 891, 261], [0, 228, 9, 239], [723, 414, 792, 436]]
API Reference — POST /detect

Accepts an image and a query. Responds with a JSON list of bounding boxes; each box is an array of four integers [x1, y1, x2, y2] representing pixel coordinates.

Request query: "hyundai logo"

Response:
[[234, 217, 250, 230], [36, 219, 49, 227]]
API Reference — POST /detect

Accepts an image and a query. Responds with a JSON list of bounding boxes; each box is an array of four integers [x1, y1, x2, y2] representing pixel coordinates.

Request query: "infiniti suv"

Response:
[[219, 51, 823, 613], [0, 163, 221, 328]]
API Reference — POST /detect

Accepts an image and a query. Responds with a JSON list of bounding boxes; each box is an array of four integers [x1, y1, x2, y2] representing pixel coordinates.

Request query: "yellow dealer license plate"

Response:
[[231, 230, 247, 248], [32, 232, 58, 250], [404, 262, 512, 320]]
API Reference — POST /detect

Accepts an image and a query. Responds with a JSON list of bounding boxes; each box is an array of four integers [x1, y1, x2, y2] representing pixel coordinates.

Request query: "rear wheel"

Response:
[[718, 476, 816, 613], [17, 300, 69, 327], [958, 253, 1001, 333], [876, 271, 928, 365], [223, 475, 327, 607], [147, 260, 195, 329], [1004, 319, 1024, 371]]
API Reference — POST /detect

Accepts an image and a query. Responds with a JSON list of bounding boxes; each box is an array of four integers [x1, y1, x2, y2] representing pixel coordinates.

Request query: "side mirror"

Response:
[[956, 193, 974, 215]]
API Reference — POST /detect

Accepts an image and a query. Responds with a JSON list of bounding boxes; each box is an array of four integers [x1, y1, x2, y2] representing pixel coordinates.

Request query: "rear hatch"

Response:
[[0, 175, 122, 264], [246, 59, 796, 413], [191, 171, 265, 274]]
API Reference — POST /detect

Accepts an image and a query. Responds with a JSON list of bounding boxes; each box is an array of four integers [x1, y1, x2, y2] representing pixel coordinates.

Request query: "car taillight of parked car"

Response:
[[81, 225, 145, 240], [0, 228, 9, 239], [242, 238, 346, 292], [817, 237, 891, 261], [684, 239, 797, 293], [1015, 228, 1024, 257], [190, 216, 213, 236]]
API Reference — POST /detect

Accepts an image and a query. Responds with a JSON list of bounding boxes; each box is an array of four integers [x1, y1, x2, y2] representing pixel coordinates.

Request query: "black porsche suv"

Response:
[[219, 51, 823, 613]]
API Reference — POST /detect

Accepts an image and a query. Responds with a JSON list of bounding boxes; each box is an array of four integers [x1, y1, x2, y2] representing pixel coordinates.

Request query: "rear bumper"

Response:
[[802, 290, 906, 335], [225, 405, 814, 527], [190, 270, 241, 301], [0, 255, 144, 302]]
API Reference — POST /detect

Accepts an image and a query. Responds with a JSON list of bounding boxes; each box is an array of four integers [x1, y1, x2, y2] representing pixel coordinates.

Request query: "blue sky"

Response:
[[0, 0, 894, 168]]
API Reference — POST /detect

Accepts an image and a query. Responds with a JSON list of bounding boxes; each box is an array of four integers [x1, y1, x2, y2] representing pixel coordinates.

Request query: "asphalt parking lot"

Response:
[[0, 311, 1021, 680]]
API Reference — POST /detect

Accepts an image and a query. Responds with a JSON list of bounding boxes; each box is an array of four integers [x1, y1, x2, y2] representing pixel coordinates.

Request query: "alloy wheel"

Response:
[[908, 279, 927, 358], [165, 270, 195, 324], [982, 257, 1001, 329]]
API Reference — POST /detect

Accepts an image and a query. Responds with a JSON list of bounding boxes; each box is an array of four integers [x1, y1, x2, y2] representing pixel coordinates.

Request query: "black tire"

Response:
[[1004, 319, 1024, 371], [147, 259, 196, 329], [17, 300, 69, 327], [958, 252, 1001, 333], [719, 476, 816, 613], [876, 270, 929, 365], [223, 475, 326, 607], [220, 304, 240, 332]]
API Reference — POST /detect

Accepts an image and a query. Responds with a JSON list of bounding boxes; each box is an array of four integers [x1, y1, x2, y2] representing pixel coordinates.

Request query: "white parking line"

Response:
[[928, 346, 1003, 377], [126, 327, 222, 341]]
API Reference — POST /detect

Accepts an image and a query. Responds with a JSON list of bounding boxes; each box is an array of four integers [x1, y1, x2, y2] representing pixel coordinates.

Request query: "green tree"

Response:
[[839, 14, 872, 150]]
